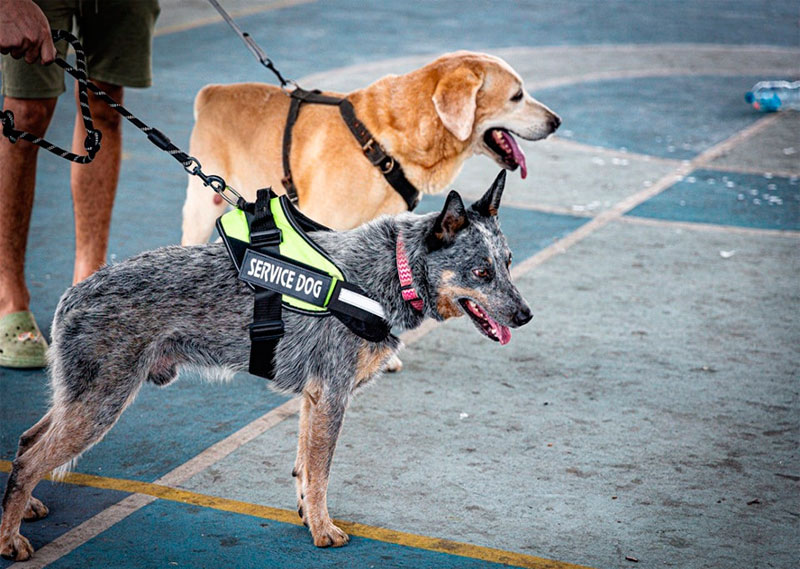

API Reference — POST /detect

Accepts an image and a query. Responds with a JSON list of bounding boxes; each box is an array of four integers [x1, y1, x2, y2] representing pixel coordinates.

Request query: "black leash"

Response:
[[206, 0, 294, 89], [0, 29, 246, 209]]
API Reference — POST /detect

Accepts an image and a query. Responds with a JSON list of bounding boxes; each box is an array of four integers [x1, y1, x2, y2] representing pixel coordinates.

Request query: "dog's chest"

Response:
[[354, 342, 397, 388]]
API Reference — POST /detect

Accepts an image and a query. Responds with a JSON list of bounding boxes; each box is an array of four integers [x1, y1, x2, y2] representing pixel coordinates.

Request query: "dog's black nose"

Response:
[[512, 307, 533, 327], [549, 114, 561, 132]]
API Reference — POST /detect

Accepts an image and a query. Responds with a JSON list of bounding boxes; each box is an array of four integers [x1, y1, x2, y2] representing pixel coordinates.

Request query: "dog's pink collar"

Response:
[[396, 234, 424, 313]]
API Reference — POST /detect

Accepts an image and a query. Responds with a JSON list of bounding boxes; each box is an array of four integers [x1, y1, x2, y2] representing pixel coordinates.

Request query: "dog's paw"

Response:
[[311, 521, 349, 548], [0, 532, 34, 561], [384, 354, 403, 373], [23, 496, 49, 521]]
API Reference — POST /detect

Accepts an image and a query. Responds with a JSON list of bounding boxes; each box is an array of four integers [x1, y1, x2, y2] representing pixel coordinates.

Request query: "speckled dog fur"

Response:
[[0, 172, 531, 560]]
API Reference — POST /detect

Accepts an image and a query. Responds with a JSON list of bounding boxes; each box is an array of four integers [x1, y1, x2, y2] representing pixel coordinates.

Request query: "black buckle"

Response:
[[362, 138, 387, 167], [250, 227, 282, 246], [249, 319, 285, 341]]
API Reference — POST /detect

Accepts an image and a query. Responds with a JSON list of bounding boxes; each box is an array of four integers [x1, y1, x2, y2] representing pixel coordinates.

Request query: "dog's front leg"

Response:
[[293, 390, 315, 525], [299, 388, 349, 547]]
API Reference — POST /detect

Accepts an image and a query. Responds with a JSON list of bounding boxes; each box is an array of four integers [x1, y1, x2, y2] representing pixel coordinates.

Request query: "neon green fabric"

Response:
[[218, 198, 343, 312]]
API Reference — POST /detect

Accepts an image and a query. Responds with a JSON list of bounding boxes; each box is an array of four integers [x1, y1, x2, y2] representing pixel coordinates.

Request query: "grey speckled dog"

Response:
[[0, 171, 531, 560]]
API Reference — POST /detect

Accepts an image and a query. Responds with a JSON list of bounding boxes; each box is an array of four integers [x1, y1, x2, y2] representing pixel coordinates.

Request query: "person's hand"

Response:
[[0, 0, 56, 64]]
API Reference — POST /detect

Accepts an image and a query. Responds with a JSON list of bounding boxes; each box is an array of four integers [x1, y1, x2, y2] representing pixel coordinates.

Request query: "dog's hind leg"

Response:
[[15, 411, 53, 459], [296, 385, 350, 548], [14, 411, 55, 522], [0, 397, 128, 561]]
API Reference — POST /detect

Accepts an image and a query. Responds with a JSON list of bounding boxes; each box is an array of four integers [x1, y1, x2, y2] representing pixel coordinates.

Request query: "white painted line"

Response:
[[8, 494, 156, 569], [10, 398, 301, 568], [157, 397, 301, 486], [510, 113, 783, 277], [618, 215, 800, 238]]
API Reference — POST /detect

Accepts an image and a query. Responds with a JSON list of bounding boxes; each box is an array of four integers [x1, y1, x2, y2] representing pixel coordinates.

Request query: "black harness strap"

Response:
[[338, 100, 420, 211], [281, 88, 342, 203], [281, 88, 420, 211], [247, 189, 284, 379]]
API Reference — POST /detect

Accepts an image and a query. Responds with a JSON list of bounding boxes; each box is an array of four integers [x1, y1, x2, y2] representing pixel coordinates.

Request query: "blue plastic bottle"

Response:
[[745, 81, 800, 112]]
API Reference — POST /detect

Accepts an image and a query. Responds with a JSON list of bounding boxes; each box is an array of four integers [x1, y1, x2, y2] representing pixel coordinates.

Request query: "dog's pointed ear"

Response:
[[470, 170, 507, 217], [427, 190, 470, 250], [432, 67, 483, 142]]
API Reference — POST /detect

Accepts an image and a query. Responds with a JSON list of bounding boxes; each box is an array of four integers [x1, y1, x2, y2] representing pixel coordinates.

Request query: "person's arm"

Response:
[[0, 0, 56, 64]]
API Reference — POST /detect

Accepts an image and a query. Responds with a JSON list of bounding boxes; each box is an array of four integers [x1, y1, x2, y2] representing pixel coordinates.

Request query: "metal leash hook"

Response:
[[182, 157, 246, 209]]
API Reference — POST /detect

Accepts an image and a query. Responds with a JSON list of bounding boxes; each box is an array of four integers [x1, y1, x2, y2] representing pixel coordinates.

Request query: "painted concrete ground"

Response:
[[1, 1, 798, 568]]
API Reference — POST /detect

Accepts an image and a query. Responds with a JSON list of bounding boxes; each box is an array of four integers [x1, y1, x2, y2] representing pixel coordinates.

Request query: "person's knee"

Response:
[[3, 98, 57, 137], [88, 97, 122, 131], [86, 83, 123, 131]]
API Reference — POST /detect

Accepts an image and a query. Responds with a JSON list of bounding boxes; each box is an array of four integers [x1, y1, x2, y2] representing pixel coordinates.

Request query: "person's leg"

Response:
[[70, 80, 122, 284], [69, 0, 159, 284], [0, 97, 57, 317]]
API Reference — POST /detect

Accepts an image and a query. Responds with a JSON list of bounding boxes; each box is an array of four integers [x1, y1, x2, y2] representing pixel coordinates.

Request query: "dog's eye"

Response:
[[472, 268, 490, 279], [510, 90, 523, 102], [506, 254, 513, 268]]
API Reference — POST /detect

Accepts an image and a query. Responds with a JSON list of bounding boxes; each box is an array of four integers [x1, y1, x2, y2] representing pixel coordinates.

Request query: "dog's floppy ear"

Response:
[[427, 190, 470, 250], [470, 170, 507, 217], [432, 67, 483, 142]]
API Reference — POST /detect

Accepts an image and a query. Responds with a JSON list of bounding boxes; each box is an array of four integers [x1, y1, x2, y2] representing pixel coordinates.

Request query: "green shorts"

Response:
[[1, 0, 160, 98]]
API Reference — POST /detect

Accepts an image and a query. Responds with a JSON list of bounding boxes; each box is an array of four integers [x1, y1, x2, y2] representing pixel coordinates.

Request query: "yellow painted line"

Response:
[[0, 460, 594, 569], [153, 0, 316, 37]]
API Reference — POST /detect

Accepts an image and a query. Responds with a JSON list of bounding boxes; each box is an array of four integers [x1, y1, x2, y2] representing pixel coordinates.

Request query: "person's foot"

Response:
[[0, 310, 48, 368]]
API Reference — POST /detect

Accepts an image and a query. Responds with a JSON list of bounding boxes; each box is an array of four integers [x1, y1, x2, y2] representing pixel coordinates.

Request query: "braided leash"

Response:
[[0, 29, 246, 209]]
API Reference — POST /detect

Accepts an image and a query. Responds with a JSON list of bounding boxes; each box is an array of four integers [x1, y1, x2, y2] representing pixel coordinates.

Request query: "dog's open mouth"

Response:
[[484, 128, 527, 179], [459, 299, 511, 345]]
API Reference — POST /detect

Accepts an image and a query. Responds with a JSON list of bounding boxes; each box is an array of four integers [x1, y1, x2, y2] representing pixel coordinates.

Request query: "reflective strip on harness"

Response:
[[336, 286, 385, 318]]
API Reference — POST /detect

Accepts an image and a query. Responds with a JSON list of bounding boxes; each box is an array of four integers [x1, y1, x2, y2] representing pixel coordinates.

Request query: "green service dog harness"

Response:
[[217, 189, 391, 379]]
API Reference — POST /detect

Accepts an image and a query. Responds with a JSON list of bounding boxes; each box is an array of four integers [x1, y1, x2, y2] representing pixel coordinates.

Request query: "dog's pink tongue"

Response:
[[501, 131, 527, 179], [485, 312, 512, 345], [498, 325, 511, 345]]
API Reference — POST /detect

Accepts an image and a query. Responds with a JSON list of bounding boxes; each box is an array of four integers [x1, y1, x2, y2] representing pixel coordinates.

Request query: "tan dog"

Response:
[[181, 50, 560, 244]]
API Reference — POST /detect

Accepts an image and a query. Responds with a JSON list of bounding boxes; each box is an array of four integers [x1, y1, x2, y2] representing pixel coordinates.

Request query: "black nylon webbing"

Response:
[[280, 88, 420, 210], [247, 189, 284, 379]]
